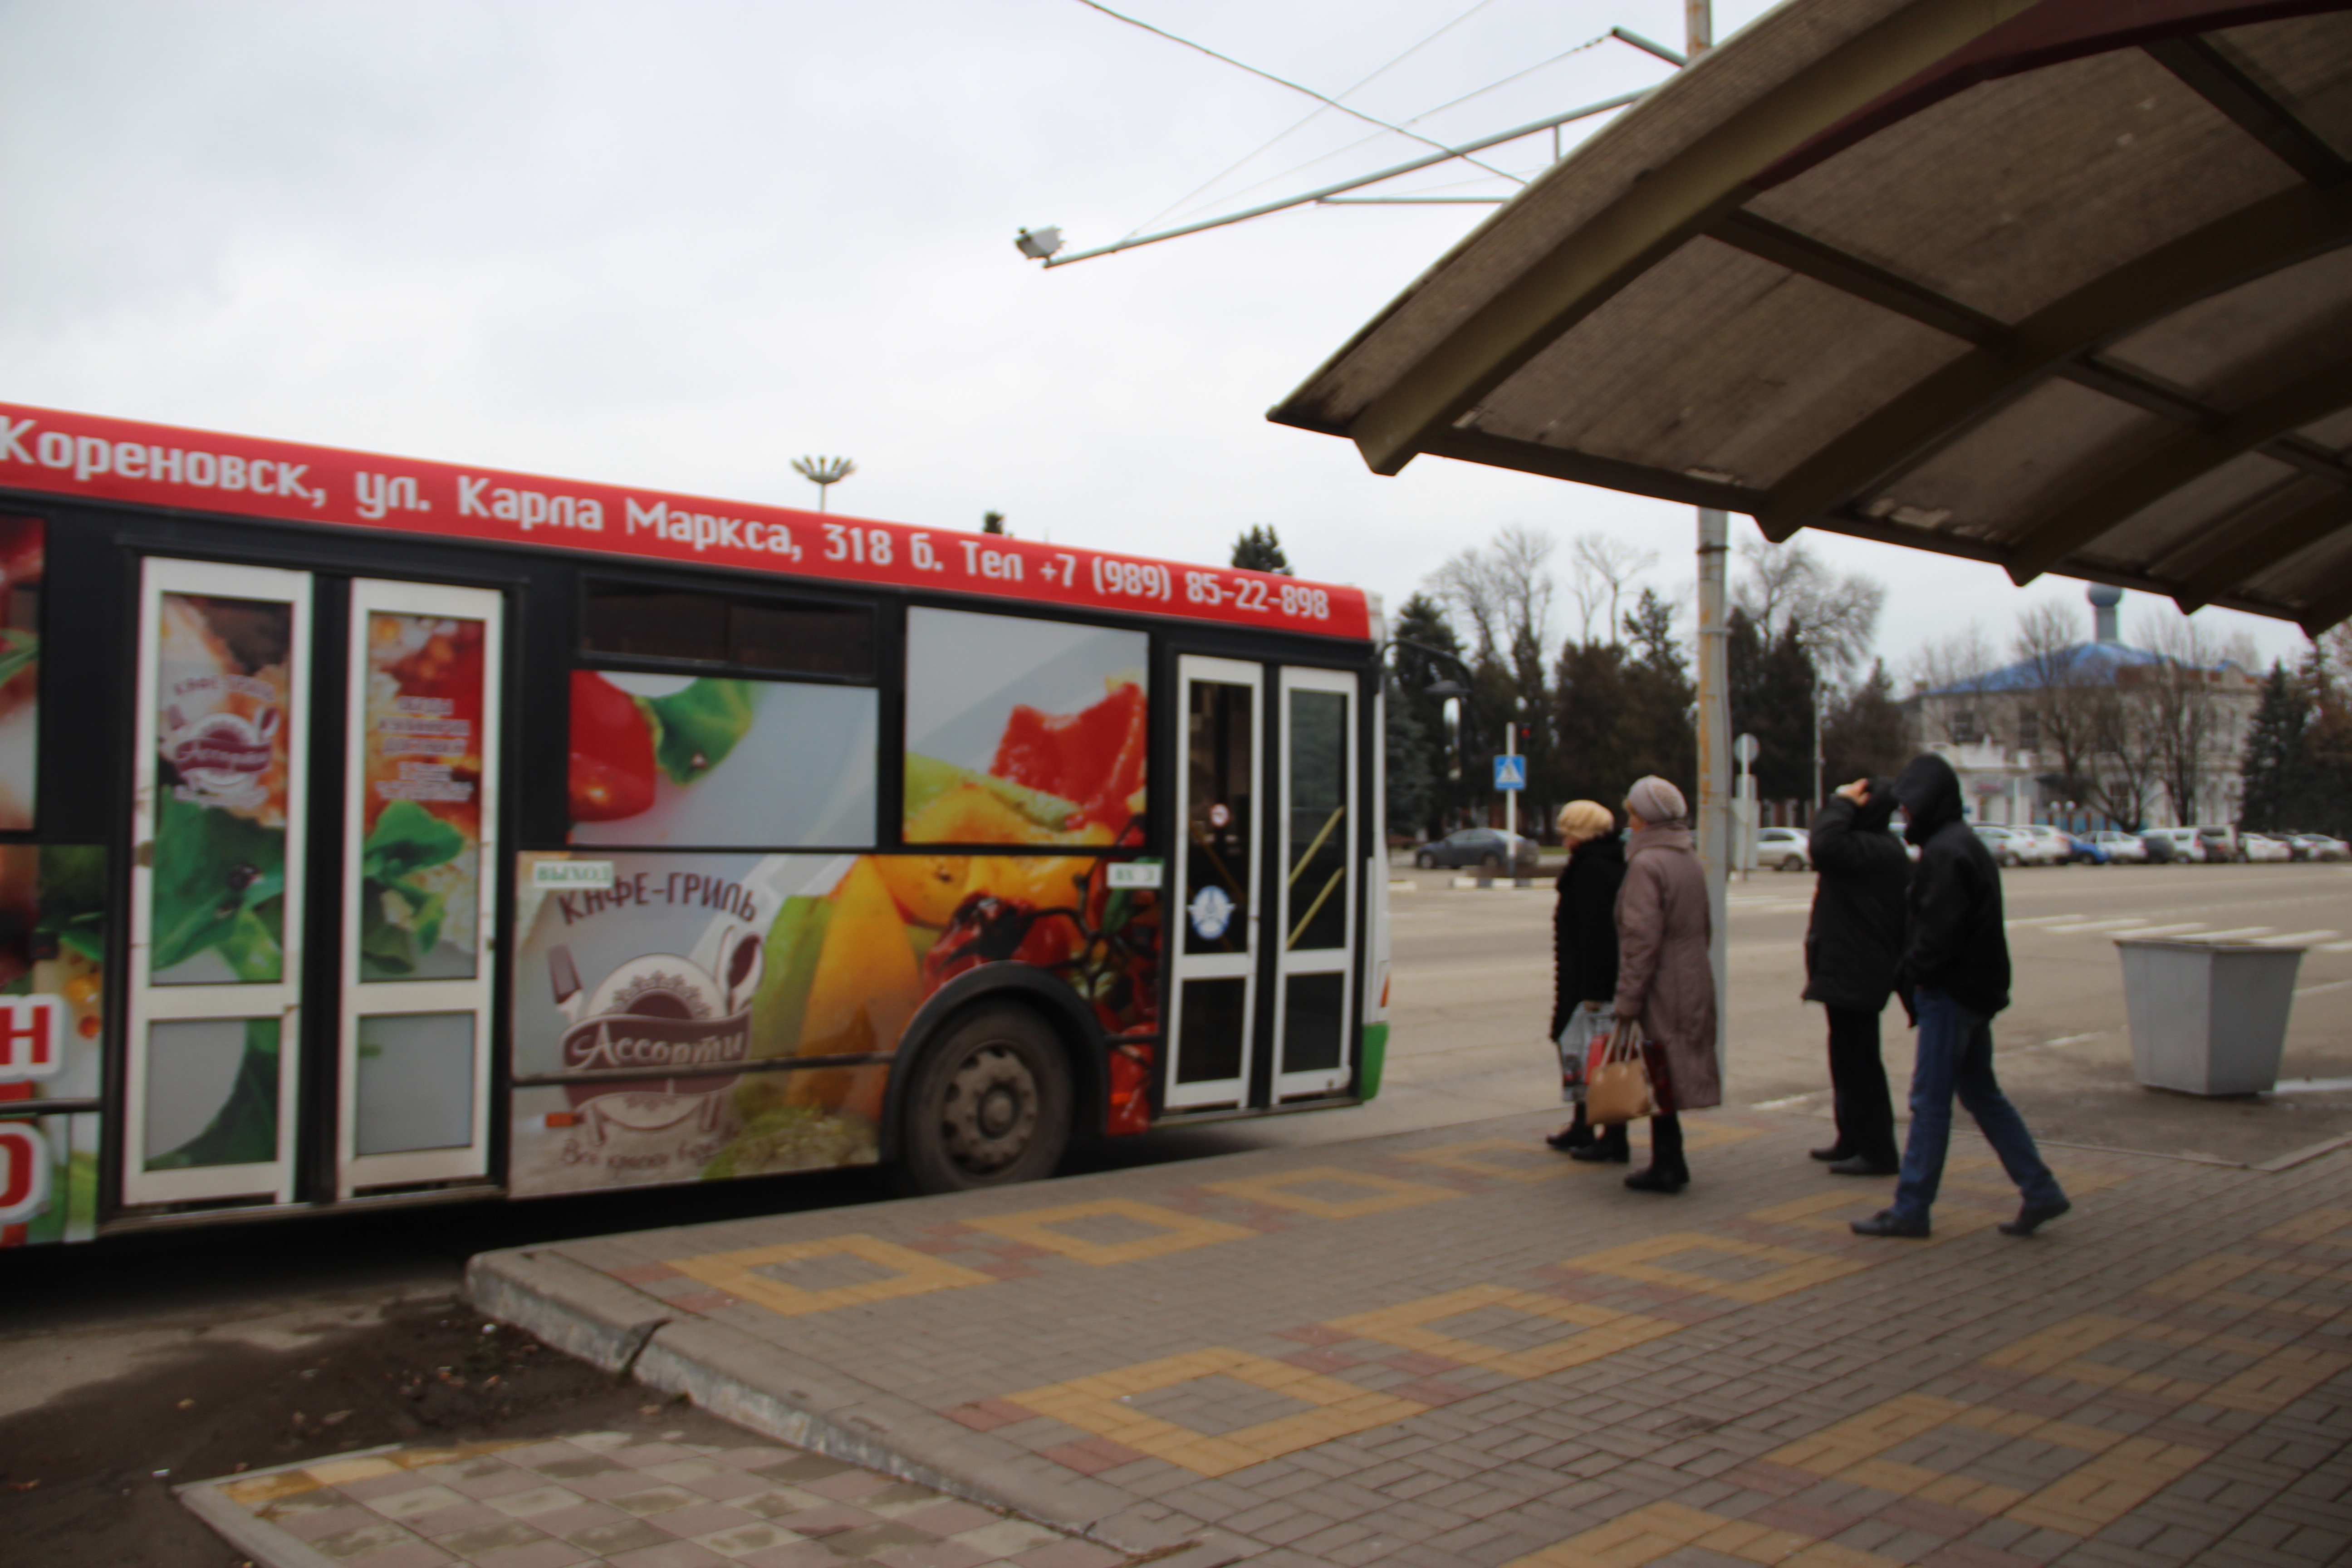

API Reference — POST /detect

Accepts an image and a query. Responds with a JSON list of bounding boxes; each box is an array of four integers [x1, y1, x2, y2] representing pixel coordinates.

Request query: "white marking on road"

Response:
[[1752, 1089, 1833, 1110], [2005, 914, 2086, 926], [2294, 979, 2352, 997], [2104, 924, 2212, 938], [2254, 930, 2340, 946], [2043, 918, 2151, 933], [2040, 1033, 2106, 1046], [2272, 1075, 2352, 1093], [2323, 941, 2352, 953], [2186, 927, 2277, 941]]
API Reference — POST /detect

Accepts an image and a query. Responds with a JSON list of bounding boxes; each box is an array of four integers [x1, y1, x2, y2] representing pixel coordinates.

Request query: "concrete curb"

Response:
[[466, 1248, 1210, 1562], [176, 1445, 408, 1568]]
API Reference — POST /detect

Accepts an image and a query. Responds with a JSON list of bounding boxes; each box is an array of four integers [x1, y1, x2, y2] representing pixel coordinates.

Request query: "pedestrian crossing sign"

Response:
[[1493, 755, 1526, 790]]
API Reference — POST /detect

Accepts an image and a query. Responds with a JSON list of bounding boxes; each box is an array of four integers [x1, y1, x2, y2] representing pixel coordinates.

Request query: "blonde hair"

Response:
[[1556, 799, 1614, 846]]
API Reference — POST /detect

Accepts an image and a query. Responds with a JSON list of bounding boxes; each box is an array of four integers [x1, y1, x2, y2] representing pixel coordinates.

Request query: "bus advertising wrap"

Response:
[[0, 402, 1371, 642], [512, 850, 1160, 1196]]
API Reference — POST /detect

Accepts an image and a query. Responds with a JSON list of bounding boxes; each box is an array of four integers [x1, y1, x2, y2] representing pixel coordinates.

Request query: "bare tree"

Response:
[[1902, 621, 1999, 751], [1429, 524, 1556, 665], [1564, 532, 1658, 645], [2010, 600, 2102, 796], [2141, 613, 2226, 827], [2085, 689, 2161, 830], [1733, 537, 1886, 680]]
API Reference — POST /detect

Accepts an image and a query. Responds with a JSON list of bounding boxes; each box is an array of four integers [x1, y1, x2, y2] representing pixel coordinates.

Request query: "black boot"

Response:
[[1545, 1105, 1596, 1151], [1626, 1112, 1688, 1192], [1570, 1121, 1629, 1162]]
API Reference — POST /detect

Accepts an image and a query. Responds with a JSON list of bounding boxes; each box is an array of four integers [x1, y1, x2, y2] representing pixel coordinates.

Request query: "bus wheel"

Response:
[[900, 1005, 1073, 1194]]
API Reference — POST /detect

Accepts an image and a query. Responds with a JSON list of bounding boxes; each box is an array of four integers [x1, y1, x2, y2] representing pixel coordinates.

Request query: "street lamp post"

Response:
[[790, 455, 856, 512]]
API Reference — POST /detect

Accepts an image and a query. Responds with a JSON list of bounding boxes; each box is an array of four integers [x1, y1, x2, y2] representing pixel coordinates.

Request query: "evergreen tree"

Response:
[[1551, 638, 1632, 809], [1821, 659, 1910, 786], [1383, 676, 1436, 839], [1618, 588, 1697, 806], [2239, 660, 2311, 832], [1389, 593, 1467, 834], [1231, 524, 1291, 574], [1726, 609, 1817, 803]]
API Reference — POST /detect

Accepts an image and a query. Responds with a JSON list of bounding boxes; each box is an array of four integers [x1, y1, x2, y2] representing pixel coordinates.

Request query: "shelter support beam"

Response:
[[1757, 185, 2352, 545], [1420, 429, 1767, 512], [2175, 490, 2352, 611], [2145, 34, 2352, 190], [2300, 568, 2352, 636], [1344, 0, 2042, 476], [2003, 361, 2352, 584]]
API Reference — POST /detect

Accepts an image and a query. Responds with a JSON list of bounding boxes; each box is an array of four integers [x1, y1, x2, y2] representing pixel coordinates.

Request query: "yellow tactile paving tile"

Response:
[[219, 1470, 329, 1507], [1326, 1283, 1682, 1378], [1006, 1346, 1428, 1478], [1500, 1499, 1900, 1567], [1562, 1230, 1868, 1303], [1204, 1165, 1457, 1218], [964, 1197, 1255, 1265], [665, 1233, 995, 1317], [2006, 1433, 2212, 1533], [1404, 1138, 1588, 1184], [1767, 1392, 1970, 1476], [2206, 1342, 2352, 1413]]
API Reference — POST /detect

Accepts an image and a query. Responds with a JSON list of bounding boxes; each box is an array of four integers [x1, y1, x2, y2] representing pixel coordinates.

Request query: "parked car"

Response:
[[2290, 833, 2350, 861], [2015, 825, 2080, 864], [2195, 824, 2246, 862], [1415, 828, 1540, 873], [2056, 831, 2109, 864], [2086, 830, 2149, 864], [2243, 832, 2294, 862], [1757, 826, 1811, 872], [1974, 825, 2031, 867], [2144, 827, 2209, 862]]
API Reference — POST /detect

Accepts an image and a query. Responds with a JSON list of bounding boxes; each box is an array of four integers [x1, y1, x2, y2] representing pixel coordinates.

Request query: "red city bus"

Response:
[[0, 402, 1391, 1243]]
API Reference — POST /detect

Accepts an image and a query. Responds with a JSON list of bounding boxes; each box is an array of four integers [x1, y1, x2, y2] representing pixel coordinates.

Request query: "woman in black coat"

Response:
[[1548, 799, 1627, 1152]]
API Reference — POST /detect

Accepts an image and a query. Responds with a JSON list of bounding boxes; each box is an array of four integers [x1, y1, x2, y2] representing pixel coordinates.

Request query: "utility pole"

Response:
[[1688, 0, 1731, 1077]]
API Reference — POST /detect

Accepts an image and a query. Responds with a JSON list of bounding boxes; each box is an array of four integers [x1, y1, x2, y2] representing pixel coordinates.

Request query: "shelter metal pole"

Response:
[[1688, 0, 1730, 1077]]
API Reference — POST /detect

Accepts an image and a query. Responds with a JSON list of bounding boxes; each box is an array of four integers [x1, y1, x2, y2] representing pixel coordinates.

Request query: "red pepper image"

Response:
[[567, 671, 657, 822]]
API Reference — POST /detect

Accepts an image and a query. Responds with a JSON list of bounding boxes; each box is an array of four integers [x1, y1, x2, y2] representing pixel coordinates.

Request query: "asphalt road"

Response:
[[6, 859, 2348, 1416]]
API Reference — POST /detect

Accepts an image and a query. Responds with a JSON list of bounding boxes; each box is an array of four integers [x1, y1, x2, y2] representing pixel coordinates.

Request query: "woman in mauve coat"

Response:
[[1547, 799, 1627, 1153], [1607, 774, 1721, 1192]]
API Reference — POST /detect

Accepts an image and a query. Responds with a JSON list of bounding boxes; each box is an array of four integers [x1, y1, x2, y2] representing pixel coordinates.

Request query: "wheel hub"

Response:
[[938, 1044, 1038, 1174]]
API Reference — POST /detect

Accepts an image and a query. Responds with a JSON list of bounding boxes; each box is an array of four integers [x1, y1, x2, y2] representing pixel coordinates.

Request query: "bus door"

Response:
[[1166, 657, 1261, 1109], [124, 561, 502, 1209], [1166, 658, 1361, 1110], [1272, 668, 1357, 1100]]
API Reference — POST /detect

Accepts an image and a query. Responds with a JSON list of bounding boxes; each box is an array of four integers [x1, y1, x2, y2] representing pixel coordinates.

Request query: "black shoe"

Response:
[[1570, 1139, 1629, 1164], [1545, 1123, 1595, 1152], [1999, 1196, 2071, 1236], [1810, 1144, 1850, 1162], [1827, 1156, 1899, 1177], [1624, 1165, 1687, 1193], [1850, 1209, 1930, 1238]]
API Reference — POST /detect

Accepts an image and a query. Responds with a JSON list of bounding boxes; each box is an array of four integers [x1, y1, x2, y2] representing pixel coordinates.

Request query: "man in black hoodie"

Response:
[[1852, 753, 2070, 1240], [1802, 777, 1908, 1176]]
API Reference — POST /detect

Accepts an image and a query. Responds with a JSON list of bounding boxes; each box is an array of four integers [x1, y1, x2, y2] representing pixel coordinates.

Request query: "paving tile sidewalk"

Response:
[[465, 1109, 2352, 1568], [178, 1425, 1135, 1568]]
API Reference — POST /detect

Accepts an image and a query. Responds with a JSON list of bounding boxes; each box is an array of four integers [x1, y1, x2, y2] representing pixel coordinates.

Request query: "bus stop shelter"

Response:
[[1270, 0, 2352, 635]]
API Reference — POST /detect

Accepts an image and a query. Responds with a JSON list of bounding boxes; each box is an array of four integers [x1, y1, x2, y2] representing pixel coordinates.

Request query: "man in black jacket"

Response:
[[1802, 777, 1908, 1176], [1852, 753, 2070, 1240]]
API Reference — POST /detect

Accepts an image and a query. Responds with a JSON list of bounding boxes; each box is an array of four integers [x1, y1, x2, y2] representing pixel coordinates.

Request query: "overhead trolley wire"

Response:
[[1073, 0, 1527, 244]]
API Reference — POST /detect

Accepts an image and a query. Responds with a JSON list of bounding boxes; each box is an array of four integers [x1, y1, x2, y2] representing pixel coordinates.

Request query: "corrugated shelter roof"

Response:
[[1270, 0, 2352, 634]]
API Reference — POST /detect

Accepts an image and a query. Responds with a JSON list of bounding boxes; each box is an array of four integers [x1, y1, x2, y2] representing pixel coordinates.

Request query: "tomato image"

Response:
[[990, 681, 1146, 834], [568, 671, 657, 822]]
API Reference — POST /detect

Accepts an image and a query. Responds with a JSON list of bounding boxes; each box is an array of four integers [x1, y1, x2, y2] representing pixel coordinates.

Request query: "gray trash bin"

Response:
[[2115, 938, 2305, 1095]]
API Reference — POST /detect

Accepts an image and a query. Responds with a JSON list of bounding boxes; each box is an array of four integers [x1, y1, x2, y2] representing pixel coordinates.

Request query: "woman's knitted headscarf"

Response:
[[1624, 775, 1688, 827], [1555, 799, 1615, 846]]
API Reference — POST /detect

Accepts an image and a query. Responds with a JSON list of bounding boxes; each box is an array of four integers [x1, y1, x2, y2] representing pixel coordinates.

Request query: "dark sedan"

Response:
[[1414, 828, 1541, 873]]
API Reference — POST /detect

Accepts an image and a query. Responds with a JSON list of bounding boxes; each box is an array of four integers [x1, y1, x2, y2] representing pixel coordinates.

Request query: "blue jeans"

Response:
[[1893, 989, 2065, 1223]]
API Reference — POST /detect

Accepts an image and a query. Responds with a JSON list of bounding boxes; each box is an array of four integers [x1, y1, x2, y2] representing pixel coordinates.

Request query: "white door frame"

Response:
[[337, 579, 503, 1195], [1163, 656, 1263, 1111], [1273, 667, 1357, 1101], [123, 559, 313, 1207]]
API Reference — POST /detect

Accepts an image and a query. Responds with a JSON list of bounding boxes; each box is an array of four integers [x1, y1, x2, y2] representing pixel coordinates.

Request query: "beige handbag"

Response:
[[1585, 1018, 1658, 1126]]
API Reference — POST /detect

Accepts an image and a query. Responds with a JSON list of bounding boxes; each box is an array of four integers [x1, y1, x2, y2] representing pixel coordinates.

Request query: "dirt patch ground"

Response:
[[0, 1296, 751, 1567]]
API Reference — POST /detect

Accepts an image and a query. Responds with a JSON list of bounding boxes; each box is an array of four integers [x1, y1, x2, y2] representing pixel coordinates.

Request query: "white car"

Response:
[[1757, 826, 1811, 872], [2086, 830, 2148, 863], [2014, 825, 2077, 865], [2291, 833, 2350, 861], [2243, 832, 2295, 862], [2145, 827, 2210, 863]]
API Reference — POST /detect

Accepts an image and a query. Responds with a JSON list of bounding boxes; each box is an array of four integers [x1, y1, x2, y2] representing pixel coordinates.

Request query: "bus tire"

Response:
[[898, 1003, 1073, 1195]]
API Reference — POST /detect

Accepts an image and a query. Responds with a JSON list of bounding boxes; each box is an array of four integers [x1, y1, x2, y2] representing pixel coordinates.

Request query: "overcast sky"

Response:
[[0, 0, 2314, 679]]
